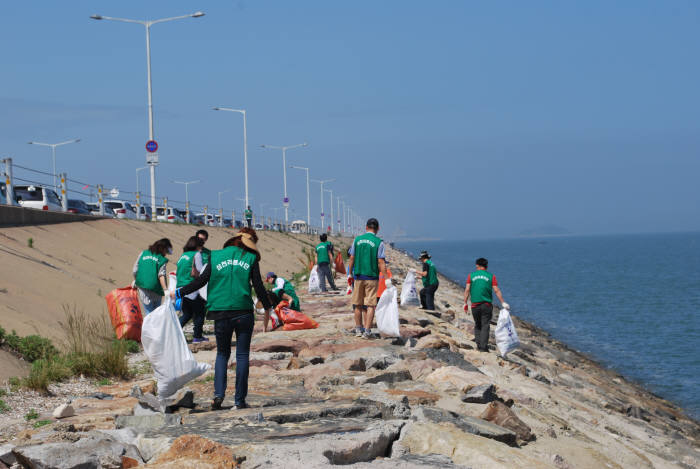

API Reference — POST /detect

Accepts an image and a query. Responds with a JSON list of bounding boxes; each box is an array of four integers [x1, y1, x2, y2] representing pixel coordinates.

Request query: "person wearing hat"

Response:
[[172, 227, 273, 410], [265, 272, 301, 311], [347, 217, 388, 339], [416, 251, 439, 310]]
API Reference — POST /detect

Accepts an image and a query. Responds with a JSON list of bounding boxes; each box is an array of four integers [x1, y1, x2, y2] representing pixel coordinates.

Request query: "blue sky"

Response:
[[1, 1, 699, 239]]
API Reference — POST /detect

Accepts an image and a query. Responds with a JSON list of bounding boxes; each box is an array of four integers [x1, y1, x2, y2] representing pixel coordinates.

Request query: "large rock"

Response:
[[148, 435, 240, 468], [401, 325, 431, 339], [414, 335, 449, 350], [462, 384, 497, 404], [479, 401, 535, 442], [136, 388, 195, 414], [13, 435, 142, 469], [135, 436, 173, 463], [412, 406, 517, 446], [395, 358, 442, 380], [115, 414, 182, 431], [0, 444, 16, 466], [251, 339, 308, 356], [424, 366, 492, 394], [359, 369, 412, 385]]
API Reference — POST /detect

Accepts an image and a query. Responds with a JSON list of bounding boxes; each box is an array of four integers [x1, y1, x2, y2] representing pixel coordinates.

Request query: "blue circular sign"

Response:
[[146, 140, 158, 153], [283, 197, 289, 203]]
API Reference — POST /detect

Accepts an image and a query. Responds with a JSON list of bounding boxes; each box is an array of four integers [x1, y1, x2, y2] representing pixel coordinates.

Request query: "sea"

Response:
[[398, 232, 700, 420]]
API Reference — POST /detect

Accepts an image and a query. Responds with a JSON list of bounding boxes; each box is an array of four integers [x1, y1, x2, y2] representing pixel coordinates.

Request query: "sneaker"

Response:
[[211, 396, 223, 411], [234, 402, 250, 410], [354, 327, 364, 337], [362, 330, 373, 340], [192, 337, 210, 343]]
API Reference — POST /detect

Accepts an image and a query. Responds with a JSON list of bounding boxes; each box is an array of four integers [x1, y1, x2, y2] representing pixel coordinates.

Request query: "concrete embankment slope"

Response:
[[0, 219, 324, 340]]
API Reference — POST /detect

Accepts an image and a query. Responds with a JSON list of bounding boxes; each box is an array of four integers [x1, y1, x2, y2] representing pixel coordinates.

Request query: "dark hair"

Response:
[[223, 227, 259, 253], [320, 233, 327, 242], [195, 229, 209, 240], [476, 257, 488, 268], [183, 236, 204, 252], [366, 218, 379, 230], [148, 238, 172, 256]]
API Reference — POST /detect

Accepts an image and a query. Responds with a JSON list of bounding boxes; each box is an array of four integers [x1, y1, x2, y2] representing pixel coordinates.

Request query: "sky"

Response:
[[1, 1, 699, 240]]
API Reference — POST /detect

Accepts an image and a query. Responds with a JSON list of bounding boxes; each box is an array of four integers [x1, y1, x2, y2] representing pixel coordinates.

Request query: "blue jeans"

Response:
[[141, 296, 162, 315], [179, 296, 206, 338], [214, 313, 254, 405]]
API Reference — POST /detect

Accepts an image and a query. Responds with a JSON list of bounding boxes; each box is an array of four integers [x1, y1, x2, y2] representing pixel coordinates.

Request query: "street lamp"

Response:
[[135, 166, 148, 219], [213, 107, 248, 209], [260, 142, 308, 225], [218, 188, 231, 227], [91, 11, 204, 221], [325, 188, 334, 235], [27, 139, 80, 192], [311, 178, 334, 234], [290, 165, 311, 232], [173, 179, 200, 223]]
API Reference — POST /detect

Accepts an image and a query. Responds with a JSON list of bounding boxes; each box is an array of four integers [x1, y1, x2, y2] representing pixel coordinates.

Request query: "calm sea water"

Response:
[[399, 232, 700, 420]]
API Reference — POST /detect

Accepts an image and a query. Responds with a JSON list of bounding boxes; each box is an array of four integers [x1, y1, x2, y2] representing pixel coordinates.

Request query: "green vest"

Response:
[[469, 270, 494, 304], [201, 247, 211, 267], [206, 246, 258, 311], [422, 259, 438, 287], [352, 232, 382, 278], [135, 250, 167, 296], [274, 277, 300, 310], [245, 209, 252, 219], [176, 251, 197, 288], [316, 241, 331, 264]]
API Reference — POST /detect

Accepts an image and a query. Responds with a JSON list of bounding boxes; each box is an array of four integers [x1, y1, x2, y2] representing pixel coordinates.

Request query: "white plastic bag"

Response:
[[141, 299, 211, 398], [495, 308, 520, 357], [400, 270, 420, 307], [376, 285, 401, 337], [308, 265, 321, 294]]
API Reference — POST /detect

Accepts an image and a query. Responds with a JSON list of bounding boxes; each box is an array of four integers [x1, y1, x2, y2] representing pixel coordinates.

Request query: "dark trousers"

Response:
[[179, 296, 206, 339], [420, 283, 439, 310], [317, 262, 336, 291], [213, 313, 254, 405], [472, 302, 493, 351], [246, 218, 252, 228]]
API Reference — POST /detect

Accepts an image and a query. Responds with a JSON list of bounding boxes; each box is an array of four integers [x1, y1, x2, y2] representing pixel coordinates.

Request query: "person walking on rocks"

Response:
[[347, 218, 388, 339], [464, 257, 510, 352], [173, 228, 273, 410], [315, 234, 337, 292], [193, 229, 211, 273], [416, 251, 439, 310], [266, 272, 301, 311], [132, 238, 172, 315], [176, 236, 208, 343], [245, 206, 253, 228]]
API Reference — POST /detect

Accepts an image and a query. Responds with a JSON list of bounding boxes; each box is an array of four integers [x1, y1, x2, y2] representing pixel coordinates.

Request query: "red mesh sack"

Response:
[[334, 252, 346, 275], [275, 301, 319, 331], [105, 286, 143, 341]]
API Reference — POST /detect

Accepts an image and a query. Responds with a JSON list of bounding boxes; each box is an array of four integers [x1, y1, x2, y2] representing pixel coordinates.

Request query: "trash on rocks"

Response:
[[479, 400, 535, 442], [308, 265, 321, 293], [400, 271, 420, 307]]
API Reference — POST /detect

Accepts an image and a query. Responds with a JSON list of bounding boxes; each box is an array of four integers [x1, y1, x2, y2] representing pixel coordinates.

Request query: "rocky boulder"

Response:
[[13, 434, 142, 469], [479, 401, 535, 442]]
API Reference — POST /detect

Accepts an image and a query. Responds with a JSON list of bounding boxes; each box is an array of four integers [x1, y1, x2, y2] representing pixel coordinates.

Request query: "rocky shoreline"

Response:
[[1, 240, 698, 468]]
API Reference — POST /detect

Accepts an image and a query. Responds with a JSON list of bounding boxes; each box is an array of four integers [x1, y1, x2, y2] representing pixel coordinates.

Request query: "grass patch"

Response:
[[33, 420, 51, 429], [0, 327, 58, 362], [0, 399, 9, 413], [27, 237, 33, 248], [124, 340, 140, 354], [24, 409, 39, 421], [96, 378, 111, 386]]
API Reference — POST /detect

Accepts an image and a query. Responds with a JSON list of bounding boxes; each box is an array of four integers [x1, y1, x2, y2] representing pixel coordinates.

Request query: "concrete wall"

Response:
[[0, 205, 105, 227]]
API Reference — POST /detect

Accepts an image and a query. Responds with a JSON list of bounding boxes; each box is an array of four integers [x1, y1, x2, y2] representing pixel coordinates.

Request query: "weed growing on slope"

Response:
[[27, 237, 33, 248], [24, 409, 39, 421], [0, 399, 9, 413]]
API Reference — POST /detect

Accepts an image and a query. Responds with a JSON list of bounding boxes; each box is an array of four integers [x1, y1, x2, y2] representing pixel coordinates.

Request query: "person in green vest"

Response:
[[347, 218, 388, 339], [173, 228, 274, 410], [177, 236, 208, 343], [314, 233, 337, 292], [132, 238, 172, 315], [416, 250, 439, 310], [266, 272, 301, 311], [245, 206, 253, 228], [193, 229, 211, 269], [464, 257, 510, 352]]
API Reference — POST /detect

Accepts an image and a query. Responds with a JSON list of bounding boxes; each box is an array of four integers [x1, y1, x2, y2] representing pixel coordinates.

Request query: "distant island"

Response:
[[518, 224, 571, 237]]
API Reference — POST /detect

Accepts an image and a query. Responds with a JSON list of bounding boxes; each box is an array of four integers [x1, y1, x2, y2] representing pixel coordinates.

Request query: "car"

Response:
[[0, 182, 9, 205], [135, 205, 152, 220], [67, 199, 91, 214], [14, 185, 63, 211], [254, 223, 264, 230], [195, 213, 216, 227], [155, 207, 185, 223], [104, 200, 137, 219]]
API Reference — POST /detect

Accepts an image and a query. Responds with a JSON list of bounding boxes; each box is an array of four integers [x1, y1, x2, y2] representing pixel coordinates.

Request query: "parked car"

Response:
[[195, 213, 216, 226], [0, 182, 8, 205], [254, 223, 264, 230], [104, 200, 137, 219], [14, 185, 62, 211], [155, 207, 185, 223], [67, 199, 91, 214], [135, 205, 152, 220]]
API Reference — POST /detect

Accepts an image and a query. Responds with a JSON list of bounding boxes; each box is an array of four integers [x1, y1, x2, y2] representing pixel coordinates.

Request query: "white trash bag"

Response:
[[141, 298, 211, 399], [400, 270, 420, 307], [376, 283, 401, 337], [495, 308, 520, 357], [308, 265, 322, 294]]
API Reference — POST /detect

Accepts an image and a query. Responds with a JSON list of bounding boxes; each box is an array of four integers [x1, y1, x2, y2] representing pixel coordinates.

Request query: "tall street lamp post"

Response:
[[218, 188, 231, 227], [213, 107, 248, 209], [290, 165, 311, 232], [260, 142, 308, 226], [173, 179, 200, 223], [91, 11, 204, 221], [27, 139, 80, 192], [311, 178, 334, 234]]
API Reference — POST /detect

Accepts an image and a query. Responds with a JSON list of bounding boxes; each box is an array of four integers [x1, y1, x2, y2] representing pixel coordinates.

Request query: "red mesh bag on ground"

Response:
[[334, 252, 346, 275], [105, 286, 143, 341], [275, 301, 319, 331]]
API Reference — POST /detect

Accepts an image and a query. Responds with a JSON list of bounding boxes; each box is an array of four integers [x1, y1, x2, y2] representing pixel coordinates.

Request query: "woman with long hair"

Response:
[[176, 236, 208, 342], [132, 238, 172, 315], [173, 228, 273, 410]]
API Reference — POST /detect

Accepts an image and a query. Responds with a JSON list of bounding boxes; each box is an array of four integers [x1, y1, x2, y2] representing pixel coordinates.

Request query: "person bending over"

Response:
[[266, 272, 301, 311]]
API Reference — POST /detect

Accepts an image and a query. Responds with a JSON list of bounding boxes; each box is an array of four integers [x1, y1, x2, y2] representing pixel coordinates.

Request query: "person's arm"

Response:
[[378, 258, 387, 278], [273, 278, 285, 293], [464, 275, 471, 304], [158, 263, 168, 294], [132, 253, 141, 279], [377, 242, 387, 278], [176, 264, 211, 297], [347, 256, 355, 281], [250, 262, 273, 332], [192, 252, 203, 278], [416, 263, 428, 278]]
